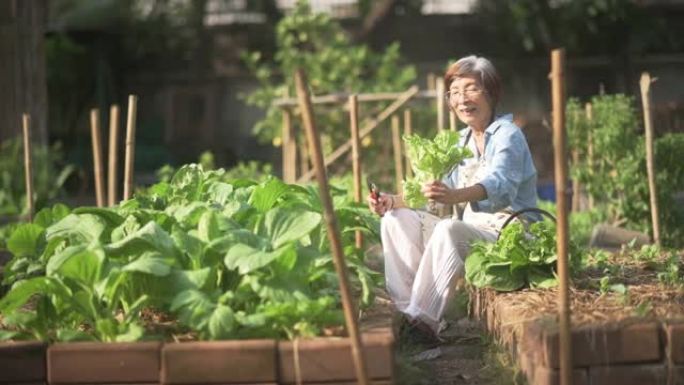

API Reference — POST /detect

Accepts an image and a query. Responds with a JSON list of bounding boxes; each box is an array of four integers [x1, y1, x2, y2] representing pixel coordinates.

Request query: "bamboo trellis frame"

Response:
[[276, 86, 443, 187]]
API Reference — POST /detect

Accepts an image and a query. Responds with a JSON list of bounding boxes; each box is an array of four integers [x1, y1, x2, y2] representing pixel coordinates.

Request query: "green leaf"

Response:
[[72, 290, 100, 321], [7, 223, 45, 257], [482, 265, 525, 292], [73, 207, 125, 228], [0, 330, 19, 341], [170, 289, 214, 330], [170, 268, 213, 292], [105, 221, 180, 260], [33, 203, 70, 228], [0, 277, 68, 313], [115, 322, 145, 342], [249, 178, 290, 213], [224, 243, 290, 274], [206, 182, 234, 206], [111, 215, 141, 243], [198, 210, 220, 242], [56, 329, 96, 342], [263, 207, 321, 249], [528, 267, 558, 289], [171, 226, 204, 267], [47, 245, 105, 286], [46, 214, 107, 243], [122, 252, 173, 277], [166, 202, 209, 227], [208, 305, 235, 340]]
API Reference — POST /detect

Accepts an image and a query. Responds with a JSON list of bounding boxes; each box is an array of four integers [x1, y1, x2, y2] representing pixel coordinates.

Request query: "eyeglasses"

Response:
[[444, 87, 484, 101]]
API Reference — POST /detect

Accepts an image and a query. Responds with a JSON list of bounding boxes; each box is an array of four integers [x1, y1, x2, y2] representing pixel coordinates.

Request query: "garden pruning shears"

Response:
[[367, 177, 380, 200]]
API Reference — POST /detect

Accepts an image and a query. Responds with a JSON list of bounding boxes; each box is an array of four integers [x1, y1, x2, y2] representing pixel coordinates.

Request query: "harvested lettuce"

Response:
[[402, 131, 472, 208]]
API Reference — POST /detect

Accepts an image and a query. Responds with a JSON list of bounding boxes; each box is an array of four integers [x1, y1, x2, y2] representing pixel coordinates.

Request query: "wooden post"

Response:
[[427, 73, 436, 91], [21, 114, 33, 222], [639, 72, 661, 246], [551, 48, 573, 385], [585, 103, 594, 210], [391, 115, 404, 193], [449, 110, 457, 131], [294, 68, 369, 385], [108, 104, 120, 206], [571, 107, 580, 212], [90, 109, 105, 208], [299, 137, 310, 179], [296, 86, 419, 183], [436, 78, 446, 132], [123, 95, 138, 201], [349, 95, 363, 249], [282, 106, 296, 183], [404, 109, 413, 178]]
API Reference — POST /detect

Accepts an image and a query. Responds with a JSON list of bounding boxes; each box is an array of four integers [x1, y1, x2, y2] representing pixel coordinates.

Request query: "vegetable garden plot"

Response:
[[0, 164, 394, 384], [470, 249, 684, 385]]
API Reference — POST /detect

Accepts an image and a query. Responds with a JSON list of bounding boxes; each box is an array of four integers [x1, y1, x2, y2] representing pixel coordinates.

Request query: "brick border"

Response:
[[474, 290, 684, 385], [0, 328, 393, 385]]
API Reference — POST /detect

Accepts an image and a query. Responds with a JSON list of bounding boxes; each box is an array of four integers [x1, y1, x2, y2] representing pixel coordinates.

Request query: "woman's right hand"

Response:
[[367, 193, 394, 216]]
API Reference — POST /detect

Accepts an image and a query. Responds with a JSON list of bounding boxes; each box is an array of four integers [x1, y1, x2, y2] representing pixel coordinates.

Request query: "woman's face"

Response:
[[448, 75, 493, 130]]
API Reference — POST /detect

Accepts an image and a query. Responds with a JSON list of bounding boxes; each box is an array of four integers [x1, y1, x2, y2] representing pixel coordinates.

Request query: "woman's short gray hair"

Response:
[[444, 55, 502, 107]]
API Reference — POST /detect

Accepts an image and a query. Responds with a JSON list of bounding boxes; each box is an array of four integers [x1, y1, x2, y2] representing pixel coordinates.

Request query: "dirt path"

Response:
[[360, 288, 518, 385]]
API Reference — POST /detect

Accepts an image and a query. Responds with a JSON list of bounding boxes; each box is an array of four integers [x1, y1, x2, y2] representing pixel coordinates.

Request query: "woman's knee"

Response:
[[432, 218, 470, 238], [381, 208, 417, 233]]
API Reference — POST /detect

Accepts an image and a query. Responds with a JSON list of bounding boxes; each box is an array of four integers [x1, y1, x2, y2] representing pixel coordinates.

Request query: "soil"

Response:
[[360, 288, 517, 385]]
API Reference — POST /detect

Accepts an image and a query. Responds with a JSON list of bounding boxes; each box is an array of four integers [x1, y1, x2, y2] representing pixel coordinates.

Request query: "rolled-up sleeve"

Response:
[[476, 131, 525, 212]]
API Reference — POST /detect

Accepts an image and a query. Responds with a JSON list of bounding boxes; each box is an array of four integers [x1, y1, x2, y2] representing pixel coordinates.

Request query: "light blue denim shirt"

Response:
[[444, 114, 538, 217]]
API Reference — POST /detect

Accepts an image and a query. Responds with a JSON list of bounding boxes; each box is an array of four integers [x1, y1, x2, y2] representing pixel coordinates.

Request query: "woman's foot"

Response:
[[399, 317, 445, 347]]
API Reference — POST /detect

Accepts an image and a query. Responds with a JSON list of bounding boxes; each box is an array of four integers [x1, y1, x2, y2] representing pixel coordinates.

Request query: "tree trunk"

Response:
[[0, 0, 48, 145]]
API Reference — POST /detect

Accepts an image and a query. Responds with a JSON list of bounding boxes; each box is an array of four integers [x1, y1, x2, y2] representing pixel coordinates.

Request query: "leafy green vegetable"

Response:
[[466, 221, 576, 291], [402, 131, 471, 208], [0, 164, 381, 341]]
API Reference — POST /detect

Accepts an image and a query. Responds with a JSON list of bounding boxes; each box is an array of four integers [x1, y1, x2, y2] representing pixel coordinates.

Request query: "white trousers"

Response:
[[381, 208, 498, 332]]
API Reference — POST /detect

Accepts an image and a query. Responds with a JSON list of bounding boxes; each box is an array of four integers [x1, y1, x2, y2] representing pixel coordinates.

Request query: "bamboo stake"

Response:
[[551, 48, 573, 385], [349, 95, 363, 249], [449, 110, 457, 131], [391, 115, 404, 193], [294, 68, 369, 385], [404, 109, 413, 178], [22, 114, 34, 222], [282, 106, 296, 183], [585, 103, 594, 210], [427, 73, 436, 91], [571, 106, 580, 212], [299, 137, 310, 178], [639, 72, 661, 246], [436, 78, 446, 132], [90, 109, 105, 207], [108, 104, 120, 206], [296, 86, 419, 183], [123, 95, 138, 201]]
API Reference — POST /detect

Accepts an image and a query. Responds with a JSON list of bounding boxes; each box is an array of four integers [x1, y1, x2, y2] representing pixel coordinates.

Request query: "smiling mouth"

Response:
[[460, 107, 476, 114]]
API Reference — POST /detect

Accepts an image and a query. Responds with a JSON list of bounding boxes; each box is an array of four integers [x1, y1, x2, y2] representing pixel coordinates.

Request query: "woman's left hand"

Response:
[[421, 180, 456, 205]]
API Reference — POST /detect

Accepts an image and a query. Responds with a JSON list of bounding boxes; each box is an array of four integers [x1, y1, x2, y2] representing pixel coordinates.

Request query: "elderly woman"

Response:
[[368, 55, 538, 338]]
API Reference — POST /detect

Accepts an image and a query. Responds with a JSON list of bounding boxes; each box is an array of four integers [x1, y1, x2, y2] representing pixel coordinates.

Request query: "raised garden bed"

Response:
[[0, 328, 394, 385], [471, 250, 684, 385]]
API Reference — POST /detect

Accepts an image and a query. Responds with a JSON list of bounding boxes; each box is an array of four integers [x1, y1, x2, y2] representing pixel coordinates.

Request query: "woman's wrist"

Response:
[[393, 194, 405, 209], [387, 195, 395, 211]]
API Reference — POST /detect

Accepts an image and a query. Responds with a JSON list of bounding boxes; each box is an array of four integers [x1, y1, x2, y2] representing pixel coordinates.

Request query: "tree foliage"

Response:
[[242, 0, 417, 146], [474, 0, 679, 56], [567, 95, 684, 247]]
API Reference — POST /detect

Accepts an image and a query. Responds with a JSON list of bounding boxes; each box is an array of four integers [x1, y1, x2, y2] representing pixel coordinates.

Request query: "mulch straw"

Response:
[[470, 248, 684, 343]]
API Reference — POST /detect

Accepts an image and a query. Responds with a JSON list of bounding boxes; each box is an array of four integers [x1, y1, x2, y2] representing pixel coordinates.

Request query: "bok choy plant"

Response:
[[0, 165, 381, 341]]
